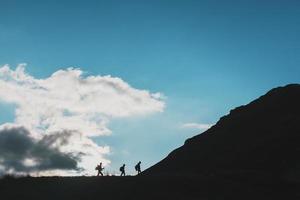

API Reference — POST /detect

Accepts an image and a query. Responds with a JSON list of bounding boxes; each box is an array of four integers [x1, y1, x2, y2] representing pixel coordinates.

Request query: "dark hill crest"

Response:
[[144, 84, 300, 179]]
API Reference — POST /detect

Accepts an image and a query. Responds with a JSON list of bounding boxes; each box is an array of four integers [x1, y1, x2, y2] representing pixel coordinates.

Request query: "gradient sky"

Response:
[[0, 0, 299, 175]]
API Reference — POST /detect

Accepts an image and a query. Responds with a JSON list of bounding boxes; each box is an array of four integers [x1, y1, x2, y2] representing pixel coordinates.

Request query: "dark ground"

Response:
[[0, 173, 300, 200]]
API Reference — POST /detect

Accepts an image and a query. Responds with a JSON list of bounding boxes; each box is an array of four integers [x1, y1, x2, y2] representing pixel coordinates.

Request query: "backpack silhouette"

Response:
[[95, 162, 104, 176], [135, 161, 141, 174], [120, 164, 126, 176]]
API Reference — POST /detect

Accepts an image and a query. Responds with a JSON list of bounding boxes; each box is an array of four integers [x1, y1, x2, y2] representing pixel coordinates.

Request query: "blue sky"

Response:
[[0, 0, 299, 175]]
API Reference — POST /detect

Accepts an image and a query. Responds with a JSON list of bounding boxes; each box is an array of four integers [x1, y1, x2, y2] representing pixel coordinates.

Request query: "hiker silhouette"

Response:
[[135, 161, 142, 175], [95, 162, 104, 176], [120, 164, 126, 176]]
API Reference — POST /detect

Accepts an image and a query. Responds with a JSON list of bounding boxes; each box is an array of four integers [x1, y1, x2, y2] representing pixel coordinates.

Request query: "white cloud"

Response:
[[0, 64, 165, 175], [181, 123, 212, 130]]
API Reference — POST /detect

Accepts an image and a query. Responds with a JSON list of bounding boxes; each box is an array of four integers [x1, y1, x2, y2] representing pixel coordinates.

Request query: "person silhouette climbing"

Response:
[[95, 162, 104, 176], [135, 161, 142, 175], [120, 164, 126, 176]]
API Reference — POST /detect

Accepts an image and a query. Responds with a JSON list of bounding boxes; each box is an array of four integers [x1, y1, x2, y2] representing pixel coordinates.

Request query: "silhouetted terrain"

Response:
[[1, 174, 299, 200], [1, 84, 300, 200], [145, 84, 300, 180]]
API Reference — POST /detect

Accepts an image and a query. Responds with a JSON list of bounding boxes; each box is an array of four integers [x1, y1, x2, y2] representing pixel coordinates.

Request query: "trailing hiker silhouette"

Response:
[[135, 161, 142, 175], [120, 164, 126, 176], [95, 162, 104, 176]]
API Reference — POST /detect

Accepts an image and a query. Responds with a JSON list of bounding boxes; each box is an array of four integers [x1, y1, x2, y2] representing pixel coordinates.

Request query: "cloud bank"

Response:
[[0, 64, 165, 175], [0, 124, 79, 175]]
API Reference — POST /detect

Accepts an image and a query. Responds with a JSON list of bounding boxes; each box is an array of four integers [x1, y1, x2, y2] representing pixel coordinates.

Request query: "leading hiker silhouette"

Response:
[[95, 162, 104, 176], [135, 161, 142, 175], [120, 164, 126, 176]]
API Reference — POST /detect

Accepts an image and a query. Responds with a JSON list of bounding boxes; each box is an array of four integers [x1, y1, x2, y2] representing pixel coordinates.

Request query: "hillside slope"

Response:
[[144, 84, 300, 179]]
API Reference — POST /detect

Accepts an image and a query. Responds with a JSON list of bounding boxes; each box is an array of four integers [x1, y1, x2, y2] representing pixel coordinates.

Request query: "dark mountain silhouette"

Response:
[[144, 84, 300, 181]]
